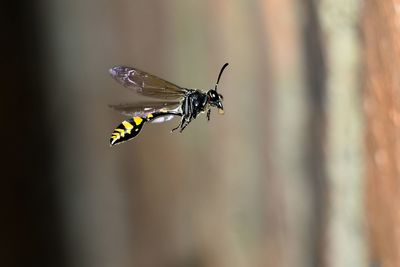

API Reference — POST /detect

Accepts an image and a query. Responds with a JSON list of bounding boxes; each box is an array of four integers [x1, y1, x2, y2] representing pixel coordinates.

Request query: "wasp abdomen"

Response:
[[109, 112, 180, 146], [110, 116, 147, 146]]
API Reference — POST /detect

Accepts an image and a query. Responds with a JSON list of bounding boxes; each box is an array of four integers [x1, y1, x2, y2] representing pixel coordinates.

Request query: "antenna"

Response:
[[215, 63, 229, 91]]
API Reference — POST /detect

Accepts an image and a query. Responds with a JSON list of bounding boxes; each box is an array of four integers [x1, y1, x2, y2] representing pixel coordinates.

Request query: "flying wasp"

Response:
[[108, 63, 229, 146]]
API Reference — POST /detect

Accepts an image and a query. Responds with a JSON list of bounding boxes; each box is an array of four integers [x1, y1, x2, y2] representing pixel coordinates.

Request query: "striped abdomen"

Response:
[[109, 112, 179, 146], [110, 116, 147, 146]]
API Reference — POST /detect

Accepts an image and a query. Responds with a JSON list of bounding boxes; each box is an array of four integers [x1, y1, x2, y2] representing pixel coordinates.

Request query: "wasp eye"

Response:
[[219, 94, 224, 100]]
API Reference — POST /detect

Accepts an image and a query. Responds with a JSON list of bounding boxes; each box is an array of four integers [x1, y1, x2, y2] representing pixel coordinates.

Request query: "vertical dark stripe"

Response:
[[302, 0, 328, 266], [0, 2, 66, 267]]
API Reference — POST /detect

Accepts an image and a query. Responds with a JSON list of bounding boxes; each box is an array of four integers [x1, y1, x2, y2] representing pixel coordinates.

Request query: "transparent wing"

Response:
[[109, 101, 181, 118], [109, 66, 188, 100]]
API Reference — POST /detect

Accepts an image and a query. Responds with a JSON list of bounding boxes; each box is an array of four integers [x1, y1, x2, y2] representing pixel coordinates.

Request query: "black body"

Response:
[[172, 89, 208, 132]]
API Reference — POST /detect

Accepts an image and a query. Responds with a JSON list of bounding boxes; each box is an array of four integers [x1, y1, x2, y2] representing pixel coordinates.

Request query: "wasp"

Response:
[[108, 63, 229, 146]]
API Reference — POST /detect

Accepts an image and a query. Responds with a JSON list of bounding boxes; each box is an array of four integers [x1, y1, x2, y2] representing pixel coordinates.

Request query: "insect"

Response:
[[108, 63, 229, 146]]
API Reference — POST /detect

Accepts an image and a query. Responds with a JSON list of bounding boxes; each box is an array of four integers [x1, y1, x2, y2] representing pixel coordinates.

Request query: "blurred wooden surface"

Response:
[[319, 0, 367, 266], [363, 0, 400, 266]]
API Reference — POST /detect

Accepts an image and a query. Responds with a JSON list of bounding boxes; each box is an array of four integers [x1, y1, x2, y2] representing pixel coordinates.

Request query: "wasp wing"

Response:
[[109, 101, 181, 123], [109, 66, 188, 100]]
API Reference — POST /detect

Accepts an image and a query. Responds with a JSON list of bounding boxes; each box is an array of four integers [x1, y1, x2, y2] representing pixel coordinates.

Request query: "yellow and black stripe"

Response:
[[110, 113, 157, 146], [110, 116, 146, 146]]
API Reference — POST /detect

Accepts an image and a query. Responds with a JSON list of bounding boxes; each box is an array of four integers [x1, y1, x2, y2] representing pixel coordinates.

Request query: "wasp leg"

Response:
[[171, 117, 184, 132], [181, 102, 195, 132], [207, 109, 211, 121], [180, 120, 189, 132], [172, 97, 190, 132]]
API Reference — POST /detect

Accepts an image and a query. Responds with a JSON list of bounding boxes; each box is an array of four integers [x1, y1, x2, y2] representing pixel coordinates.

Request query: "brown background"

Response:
[[2, 0, 399, 267]]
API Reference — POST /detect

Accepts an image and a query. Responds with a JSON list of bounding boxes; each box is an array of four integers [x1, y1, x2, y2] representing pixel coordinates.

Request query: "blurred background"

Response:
[[2, 0, 400, 267]]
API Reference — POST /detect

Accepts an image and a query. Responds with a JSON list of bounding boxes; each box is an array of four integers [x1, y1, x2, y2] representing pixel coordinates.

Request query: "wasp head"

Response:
[[208, 63, 228, 115], [207, 89, 224, 114]]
